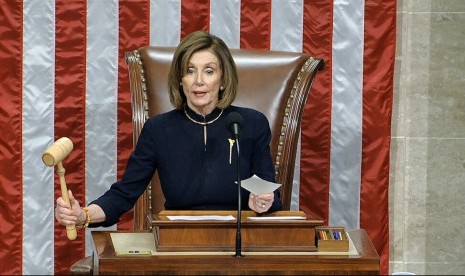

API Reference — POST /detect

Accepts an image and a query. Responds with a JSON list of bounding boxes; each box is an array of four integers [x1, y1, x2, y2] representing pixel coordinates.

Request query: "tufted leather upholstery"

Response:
[[70, 47, 323, 274]]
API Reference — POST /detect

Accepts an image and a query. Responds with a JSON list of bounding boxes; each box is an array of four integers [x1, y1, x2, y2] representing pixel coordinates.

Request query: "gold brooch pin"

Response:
[[228, 139, 235, 164]]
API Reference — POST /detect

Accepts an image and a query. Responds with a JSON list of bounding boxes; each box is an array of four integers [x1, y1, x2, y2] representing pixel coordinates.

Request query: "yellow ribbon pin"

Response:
[[228, 139, 235, 164]]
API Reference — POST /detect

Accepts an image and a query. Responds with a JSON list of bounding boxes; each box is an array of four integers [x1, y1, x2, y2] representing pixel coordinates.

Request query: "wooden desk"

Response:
[[152, 210, 323, 252], [91, 229, 379, 275]]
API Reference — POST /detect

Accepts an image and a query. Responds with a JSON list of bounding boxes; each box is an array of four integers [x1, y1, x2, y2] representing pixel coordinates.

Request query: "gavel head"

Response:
[[42, 137, 74, 166]]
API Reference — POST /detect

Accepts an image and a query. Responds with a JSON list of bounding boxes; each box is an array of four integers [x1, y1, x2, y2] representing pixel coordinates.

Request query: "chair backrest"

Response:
[[125, 47, 324, 230]]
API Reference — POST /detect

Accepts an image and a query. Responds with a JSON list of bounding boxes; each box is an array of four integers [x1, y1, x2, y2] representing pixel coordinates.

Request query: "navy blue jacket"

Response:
[[91, 105, 282, 227]]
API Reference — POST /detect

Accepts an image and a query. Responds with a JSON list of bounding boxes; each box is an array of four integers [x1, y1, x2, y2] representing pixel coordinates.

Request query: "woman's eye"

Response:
[[186, 68, 195, 74], [205, 69, 214, 75]]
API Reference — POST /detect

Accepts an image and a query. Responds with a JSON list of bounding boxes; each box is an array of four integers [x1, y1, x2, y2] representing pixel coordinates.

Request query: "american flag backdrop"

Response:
[[0, 0, 396, 274]]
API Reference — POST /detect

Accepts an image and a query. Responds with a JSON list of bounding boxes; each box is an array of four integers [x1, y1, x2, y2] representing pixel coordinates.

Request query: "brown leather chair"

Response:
[[70, 47, 324, 275]]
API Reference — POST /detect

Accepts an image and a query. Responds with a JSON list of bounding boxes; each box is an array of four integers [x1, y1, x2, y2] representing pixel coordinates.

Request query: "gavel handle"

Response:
[[57, 162, 77, 240]]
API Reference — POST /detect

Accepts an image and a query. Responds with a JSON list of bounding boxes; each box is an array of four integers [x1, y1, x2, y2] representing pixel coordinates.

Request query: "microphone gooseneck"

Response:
[[225, 112, 244, 258]]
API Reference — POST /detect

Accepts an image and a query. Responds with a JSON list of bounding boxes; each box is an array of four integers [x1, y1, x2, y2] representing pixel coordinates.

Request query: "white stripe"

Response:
[[329, 0, 364, 229], [210, 0, 241, 49], [270, 0, 303, 52], [150, 0, 181, 46], [22, 1, 56, 274], [85, 0, 119, 255], [290, 136, 301, 211], [270, 0, 304, 210]]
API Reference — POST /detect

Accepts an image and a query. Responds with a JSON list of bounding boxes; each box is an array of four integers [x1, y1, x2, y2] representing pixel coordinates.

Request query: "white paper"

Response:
[[238, 174, 281, 195], [110, 232, 156, 255], [247, 216, 306, 221], [167, 215, 236, 221]]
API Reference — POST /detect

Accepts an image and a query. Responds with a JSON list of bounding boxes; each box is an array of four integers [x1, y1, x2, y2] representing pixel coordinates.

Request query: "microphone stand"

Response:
[[234, 135, 242, 258]]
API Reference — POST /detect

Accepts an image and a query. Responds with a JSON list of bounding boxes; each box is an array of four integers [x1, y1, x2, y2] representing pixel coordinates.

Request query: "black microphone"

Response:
[[226, 112, 244, 258], [226, 111, 243, 138]]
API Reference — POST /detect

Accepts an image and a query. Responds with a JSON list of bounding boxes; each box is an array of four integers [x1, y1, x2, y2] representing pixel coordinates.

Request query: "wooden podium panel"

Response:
[[151, 210, 324, 252], [92, 229, 380, 275]]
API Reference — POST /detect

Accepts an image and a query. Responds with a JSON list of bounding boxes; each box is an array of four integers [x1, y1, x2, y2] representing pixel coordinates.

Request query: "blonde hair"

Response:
[[167, 31, 238, 110]]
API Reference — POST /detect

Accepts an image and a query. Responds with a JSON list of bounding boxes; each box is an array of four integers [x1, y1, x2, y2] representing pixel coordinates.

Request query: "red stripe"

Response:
[[240, 0, 271, 50], [361, 1, 396, 274], [117, 0, 150, 231], [54, 1, 87, 274], [181, 0, 210, 38], [300, 0, 333, 224], [0, 1, 23, 274]]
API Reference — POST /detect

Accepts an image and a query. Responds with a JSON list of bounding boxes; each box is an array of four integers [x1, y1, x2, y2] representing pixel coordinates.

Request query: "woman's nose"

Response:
[[195, 74, 204, 85]]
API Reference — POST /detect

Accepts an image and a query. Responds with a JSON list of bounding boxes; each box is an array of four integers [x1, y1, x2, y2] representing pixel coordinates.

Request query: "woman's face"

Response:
[[181, 49, 222, 115]]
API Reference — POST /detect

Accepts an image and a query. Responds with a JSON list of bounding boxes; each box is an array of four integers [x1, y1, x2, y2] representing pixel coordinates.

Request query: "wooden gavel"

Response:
[[42, 137, 77, 240]]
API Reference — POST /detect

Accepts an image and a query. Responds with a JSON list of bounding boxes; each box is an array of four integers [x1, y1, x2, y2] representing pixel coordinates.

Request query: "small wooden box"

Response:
[[316, 227, 349, 252]]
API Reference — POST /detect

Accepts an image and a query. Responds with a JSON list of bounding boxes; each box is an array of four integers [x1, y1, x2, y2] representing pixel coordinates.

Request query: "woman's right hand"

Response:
[[55, 190, 85, 227]]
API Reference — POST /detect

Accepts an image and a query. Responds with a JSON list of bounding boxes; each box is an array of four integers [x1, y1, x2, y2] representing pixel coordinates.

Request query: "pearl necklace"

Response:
[[184, 107, 223, 125]]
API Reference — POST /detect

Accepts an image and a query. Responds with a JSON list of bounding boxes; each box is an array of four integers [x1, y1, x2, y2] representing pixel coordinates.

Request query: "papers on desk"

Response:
[[167, 215, 307, 221], [238, 174, 281, 195], [167, 215, 235, 221], [248, 216, 306, 221]]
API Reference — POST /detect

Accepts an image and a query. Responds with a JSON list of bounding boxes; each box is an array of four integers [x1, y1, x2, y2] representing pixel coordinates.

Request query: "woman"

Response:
[[55, 30, 282, 229]]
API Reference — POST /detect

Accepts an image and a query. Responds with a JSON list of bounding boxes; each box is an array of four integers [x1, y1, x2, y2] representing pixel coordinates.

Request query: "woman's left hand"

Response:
[[248, 192, 274, 213]]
